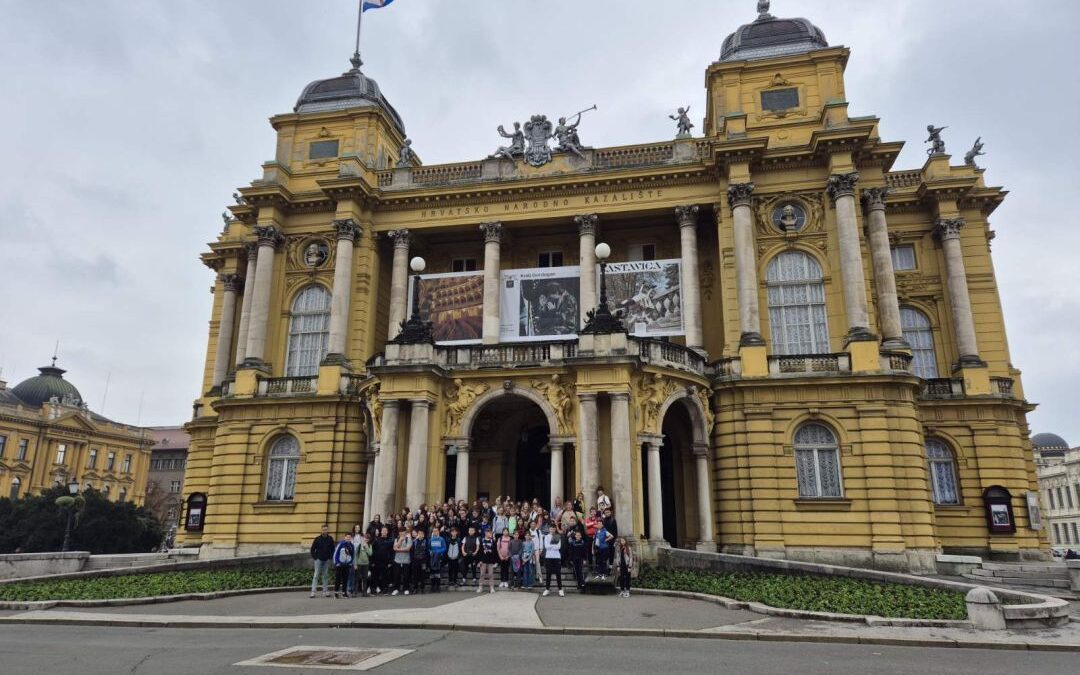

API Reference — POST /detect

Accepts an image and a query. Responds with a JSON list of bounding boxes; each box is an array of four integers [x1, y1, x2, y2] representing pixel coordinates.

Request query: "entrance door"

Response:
[[466, 394, 551, 505], [515, 425, 551, 506]]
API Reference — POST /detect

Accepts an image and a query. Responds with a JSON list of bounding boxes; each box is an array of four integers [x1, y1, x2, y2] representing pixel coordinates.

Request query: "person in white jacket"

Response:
[[542, 530, 564, 597]]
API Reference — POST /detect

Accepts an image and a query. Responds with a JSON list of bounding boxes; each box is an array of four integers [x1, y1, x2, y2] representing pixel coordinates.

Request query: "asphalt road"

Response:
[[0, 625, 1076, 675]]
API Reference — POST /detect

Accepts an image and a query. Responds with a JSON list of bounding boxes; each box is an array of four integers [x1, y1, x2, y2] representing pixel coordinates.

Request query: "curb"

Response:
[[0, 586, 308, 611], [1, 613, 1078, 652]]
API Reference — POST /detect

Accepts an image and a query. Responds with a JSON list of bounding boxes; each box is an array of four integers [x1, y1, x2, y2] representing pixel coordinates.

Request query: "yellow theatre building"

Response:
[[180, 3, 1047, 571]]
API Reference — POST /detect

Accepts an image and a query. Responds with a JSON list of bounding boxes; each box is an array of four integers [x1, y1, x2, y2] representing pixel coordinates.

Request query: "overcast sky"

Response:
[[1, 0, 1077, 441]]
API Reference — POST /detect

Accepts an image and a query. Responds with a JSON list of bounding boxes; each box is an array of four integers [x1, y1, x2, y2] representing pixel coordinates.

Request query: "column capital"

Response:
[[727, 182, 755, 209], [692, 442, 711, 459], [574, 213, 599, 237], [382, 399, 402, 410], [332, 218, 362, 242], [253, 225, 284, 248], [675, 204, 700, 229], [827, 171, 860, 202], [861, 186, 889, 212], [577, 392, 598, 402], [244, 241, 259, 260], [935, 217, 965, 240], [387, 229, 412, 249], [610, 391, 631, 402], [220, 273, 242, 293], [479, 221, 503, 244], [409, 398, 432, 409]]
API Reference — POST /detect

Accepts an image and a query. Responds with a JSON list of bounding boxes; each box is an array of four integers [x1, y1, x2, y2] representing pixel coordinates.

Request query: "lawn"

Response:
[[0, 568, 309, 602], [637, 566, 967, 620]]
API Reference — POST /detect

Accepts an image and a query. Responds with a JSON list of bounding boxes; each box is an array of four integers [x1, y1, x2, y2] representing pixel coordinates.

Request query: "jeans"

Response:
[[596, 549, 610, 575], [478, 562, 496, 590], [545, 558, 562, 590], [448, 558, 460, 585], [618, 566, 631, 592], [522, 561, 535, 588], [394, 562, 411, 591], [571, 558, 585, 589], [311, 559, 331, 594], [349, 564, 369, 595], [410, 559, 427, 592], [463, 556, 478, 583]]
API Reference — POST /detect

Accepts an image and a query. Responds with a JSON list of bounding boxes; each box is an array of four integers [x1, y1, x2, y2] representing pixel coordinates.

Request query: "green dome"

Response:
[[10, 363, 84, 408]]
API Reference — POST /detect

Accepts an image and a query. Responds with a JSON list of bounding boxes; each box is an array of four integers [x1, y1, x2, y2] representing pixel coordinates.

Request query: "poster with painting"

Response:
[[499, 266, 580, 342], [602, 259, 684, 337], [408, 271, 484, 344]]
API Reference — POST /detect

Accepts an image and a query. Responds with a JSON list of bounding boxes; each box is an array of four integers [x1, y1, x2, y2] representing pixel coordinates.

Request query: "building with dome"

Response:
[[1032, 432, 1080, 549], [0, 361, 152, 504], [180, 2, 1046, 570]]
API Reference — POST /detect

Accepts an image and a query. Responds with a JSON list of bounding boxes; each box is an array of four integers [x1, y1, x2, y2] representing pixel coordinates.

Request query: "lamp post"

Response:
[[392, 256, 435, 344], [59, 480, 79, 552], [579, 242, 626, 335]]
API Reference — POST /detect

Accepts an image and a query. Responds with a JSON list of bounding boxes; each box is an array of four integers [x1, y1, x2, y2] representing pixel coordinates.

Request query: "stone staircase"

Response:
[[963, 562, 1072, 590], [82, 549, 199, 572]]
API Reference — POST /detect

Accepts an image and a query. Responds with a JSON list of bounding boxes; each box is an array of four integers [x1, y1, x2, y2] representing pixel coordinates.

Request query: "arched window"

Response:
[[926, 439, 960, 505], [766, 251, 829, 355], [9, 477, 21, 501], [265, 436, 301, 501], [793, 423, 842, 498], [285, 286, 331, 377], [901, 307, 939, 378]]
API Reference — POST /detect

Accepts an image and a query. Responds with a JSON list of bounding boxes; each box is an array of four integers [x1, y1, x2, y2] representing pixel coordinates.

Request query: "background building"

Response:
[[143, 426, 190, 527], [1033, 433, 1080, 550], [0, 361, 152, 504], [180, 3, 1046, 570]]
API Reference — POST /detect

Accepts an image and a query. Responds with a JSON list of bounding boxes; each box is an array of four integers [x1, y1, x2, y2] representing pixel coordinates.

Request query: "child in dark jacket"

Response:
[[332, 534, 355, 598], [428, 527, 446, 592], [446, 528, 462, 587], [410, 529, 429, 594]]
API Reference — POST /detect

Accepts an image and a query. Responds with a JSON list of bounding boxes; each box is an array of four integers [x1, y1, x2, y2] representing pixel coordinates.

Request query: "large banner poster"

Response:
[[499, 266, 581, 342], [603, 259, 685, 337], [408, 271, 484, 344]]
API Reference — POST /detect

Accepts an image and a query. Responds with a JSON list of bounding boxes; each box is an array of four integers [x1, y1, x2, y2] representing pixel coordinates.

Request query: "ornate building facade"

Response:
[[1033, 433, 1080, 550], [0, 362, 152, 504], [180, 3, 1045, 571]]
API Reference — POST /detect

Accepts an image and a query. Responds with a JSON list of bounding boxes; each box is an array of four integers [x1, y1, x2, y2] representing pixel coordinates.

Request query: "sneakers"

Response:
[[324, 592, 331, 597], [476, 586, 482, 593], [404, 590, 410, 596], [490, 587, 495, 594], [334, 592, 340, 598], [391, 589, 399, 596], [309, 592, 315, 598], [542, 589, 550, 597], [558, 589, 565, 597]]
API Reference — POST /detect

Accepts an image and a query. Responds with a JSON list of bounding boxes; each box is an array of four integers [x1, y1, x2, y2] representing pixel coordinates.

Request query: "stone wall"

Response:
[[0, 552, 309, 586], [0, 552, 89, 580]]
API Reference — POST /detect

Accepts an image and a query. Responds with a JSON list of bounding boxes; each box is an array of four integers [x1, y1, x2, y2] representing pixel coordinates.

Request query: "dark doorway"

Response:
[[467, 394, 551, 505], [515, 424, 551, 506]]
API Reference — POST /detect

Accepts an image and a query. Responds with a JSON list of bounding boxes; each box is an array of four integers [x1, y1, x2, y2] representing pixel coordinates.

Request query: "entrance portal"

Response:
[[468, 395, 551, 505], [642, 399, 696, 548]]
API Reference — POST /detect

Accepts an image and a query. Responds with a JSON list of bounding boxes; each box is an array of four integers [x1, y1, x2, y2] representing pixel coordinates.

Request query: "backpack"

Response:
[[596, 528, 609, 549]]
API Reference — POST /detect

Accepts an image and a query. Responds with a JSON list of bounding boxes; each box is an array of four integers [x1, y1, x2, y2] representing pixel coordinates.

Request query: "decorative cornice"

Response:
[[861, 186, 889, 212], [935, 217, 965, 240], [479, 221, 503, 244], [574, 213, 599, 237], [332, 218, 362, 243], [675, 204, 700, 229], [220, 274, 242, 293], [826, 172, 860, 202], [387, 229, 412, 249], [253, 225, 284, 248], [727, 182, 755, 209]]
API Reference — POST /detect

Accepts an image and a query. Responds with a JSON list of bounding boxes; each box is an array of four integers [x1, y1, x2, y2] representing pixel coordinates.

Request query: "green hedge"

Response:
[[0, 568, 310, 602], [638, 566, 967, 620]]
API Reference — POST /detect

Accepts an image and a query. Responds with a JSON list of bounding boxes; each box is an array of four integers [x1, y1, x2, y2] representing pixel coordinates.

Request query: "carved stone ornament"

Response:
[[387, 229, 412, 249], [220, 273, 242, 293], [244, 242, 259, 260], [699, 260, 715, 302], [524, 115, 554, 167], [443, 379, 490, 437], [694, 386, 715, 437], [531, 374, 574, 434], [303, 239, 330, 268], [754, 193, 822, 236], [333, 218, 362, 242], [925, 124, 947, 156], [861, 187, 889, 212], [638, 372, 677, 434], [479, 221, 503, 244], [675, 204, 700, 229], [727, 182, 756, 209], [935, 217, 965, 240], [964, 136, 985, 168], [826, 172, 860, 202], [254, 225, 284, 248], [773, 202, 806, 232], [368, 384, 382, 439], [574, 213, 599, 237], [395, 139, 415, 168]]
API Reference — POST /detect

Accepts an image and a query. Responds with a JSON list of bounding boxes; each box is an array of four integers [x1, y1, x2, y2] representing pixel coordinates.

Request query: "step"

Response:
[[963, 573, 1071, 589]]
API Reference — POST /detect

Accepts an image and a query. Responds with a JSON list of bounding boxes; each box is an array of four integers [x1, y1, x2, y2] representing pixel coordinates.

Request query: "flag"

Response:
[[362, 0, 395, 10]]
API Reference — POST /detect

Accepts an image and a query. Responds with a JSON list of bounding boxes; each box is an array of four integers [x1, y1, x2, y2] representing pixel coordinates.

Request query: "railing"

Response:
[[376, 170, 393, 187], [438, 341, 576, 369], [712, 357, 741, 378], [768, 353, 851, 375], [885, 170, 923, 189], [342, 374, 370, 396], [594, 143, 674, 169], [990, 376, 1015, 398], [410, 162, 483, 185], [921, 377, 964, 399], [635, 338, 707, 375], [882, 352, 913, 372], [220, 380, 234, 397], [259, 376, 316, 396], [695, 140, 714, 160]]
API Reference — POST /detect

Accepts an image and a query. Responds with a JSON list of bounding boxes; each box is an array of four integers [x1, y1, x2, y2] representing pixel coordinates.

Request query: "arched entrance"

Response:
[[463, 394, 555, 504]]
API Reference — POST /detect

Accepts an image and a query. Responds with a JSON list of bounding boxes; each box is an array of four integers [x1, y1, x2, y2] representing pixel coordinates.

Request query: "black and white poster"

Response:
[[499, 266, 580, 342]]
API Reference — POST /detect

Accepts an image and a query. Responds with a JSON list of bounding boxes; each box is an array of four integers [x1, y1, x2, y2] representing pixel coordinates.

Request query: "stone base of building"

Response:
[[942, 546, 1051, 563], [199, 542, 306, 560], [718, 544, 940, 574]]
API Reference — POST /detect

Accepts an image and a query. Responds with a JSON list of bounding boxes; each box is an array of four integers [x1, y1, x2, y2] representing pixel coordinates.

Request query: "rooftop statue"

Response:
[[670, 106, 694, 138], [554, 105, 595, 161], [925, 124, 947, 156], [396, 139, 415, 168], [964, 137, 986, 168], [491, 122, 525, 162]]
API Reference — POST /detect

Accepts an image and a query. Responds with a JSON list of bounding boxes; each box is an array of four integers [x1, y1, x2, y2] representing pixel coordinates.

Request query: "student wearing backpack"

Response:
[[332, 533, 355, 598], [446, 527, 462, 588], [428, 526, 446, 592], [353, 532, 373, 597]]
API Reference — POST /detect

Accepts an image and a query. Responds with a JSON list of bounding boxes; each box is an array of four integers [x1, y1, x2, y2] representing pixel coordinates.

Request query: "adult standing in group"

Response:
[[309, 525, 334, 598], [371, 526, 394, 594], [602, 507, 619, 572], [542, 528, 564, 597], [354, 532, 373, 597], [392, 529, 413, 596]]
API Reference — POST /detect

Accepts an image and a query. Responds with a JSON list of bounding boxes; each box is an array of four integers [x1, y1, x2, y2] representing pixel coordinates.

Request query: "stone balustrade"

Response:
[[633, 338, 707, 375], [259, 376, 316, 396], [768, 353, 851, 375], [593, 142, 675, 168], [885, 170, 923, 189], [881, 351, 914, 372], [990, 376, 1014, 397], [410, 161, 484, 185], [921, 377, 965, 399]]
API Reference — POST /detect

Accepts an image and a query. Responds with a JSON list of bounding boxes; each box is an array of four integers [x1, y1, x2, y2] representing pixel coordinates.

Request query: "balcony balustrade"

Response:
[[768, 353, 851, 375]]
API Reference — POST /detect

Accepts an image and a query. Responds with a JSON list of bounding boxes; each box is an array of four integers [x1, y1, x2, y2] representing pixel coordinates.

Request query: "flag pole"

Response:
[[351, 1, 363, 69]]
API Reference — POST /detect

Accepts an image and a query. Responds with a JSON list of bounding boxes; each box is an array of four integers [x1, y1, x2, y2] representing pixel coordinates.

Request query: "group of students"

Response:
[[308, 489, 637, 600]]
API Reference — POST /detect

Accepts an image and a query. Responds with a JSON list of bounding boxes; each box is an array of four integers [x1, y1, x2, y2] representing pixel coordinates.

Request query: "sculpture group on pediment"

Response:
[[491, 106, 595, 167]]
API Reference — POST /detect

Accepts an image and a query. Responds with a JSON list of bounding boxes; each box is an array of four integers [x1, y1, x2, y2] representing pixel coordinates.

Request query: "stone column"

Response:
[[693, 442, 716, 548], [609, 392, 633, 538], [645, 440, 664, 542], [234, 243, 258, 367], [937, 218, 982, 365], [243, 225, 283, 366], [386, 229, 411, 340], [326, 219, 362, 361], [549, 443, 564, 509], [862, 188, 907, 350], [728, 183, 764, 346], [404, 399, 431, 509], [676, 205, 703, 350], [827, 172, 875, 341], [363, 451, 376, 525], [480, 222, 503, 344], [210, 274, 241, 389], [578, 393, 600, 502], [374, 400, 401, 517], [575, 214, 599, 326], [453, 441, 470, 502]]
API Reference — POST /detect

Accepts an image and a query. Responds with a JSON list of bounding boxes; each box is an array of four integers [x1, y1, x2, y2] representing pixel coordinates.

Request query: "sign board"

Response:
[[499, 266, 581, 342], [602, 259, 685, 337], [408, 271, 484, 344]]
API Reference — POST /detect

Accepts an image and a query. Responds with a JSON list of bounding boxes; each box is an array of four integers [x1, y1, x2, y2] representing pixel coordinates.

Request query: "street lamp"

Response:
[[58, 480, 81, 552], [579, 242, 626, 335], [392, 256, 435, 344]]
